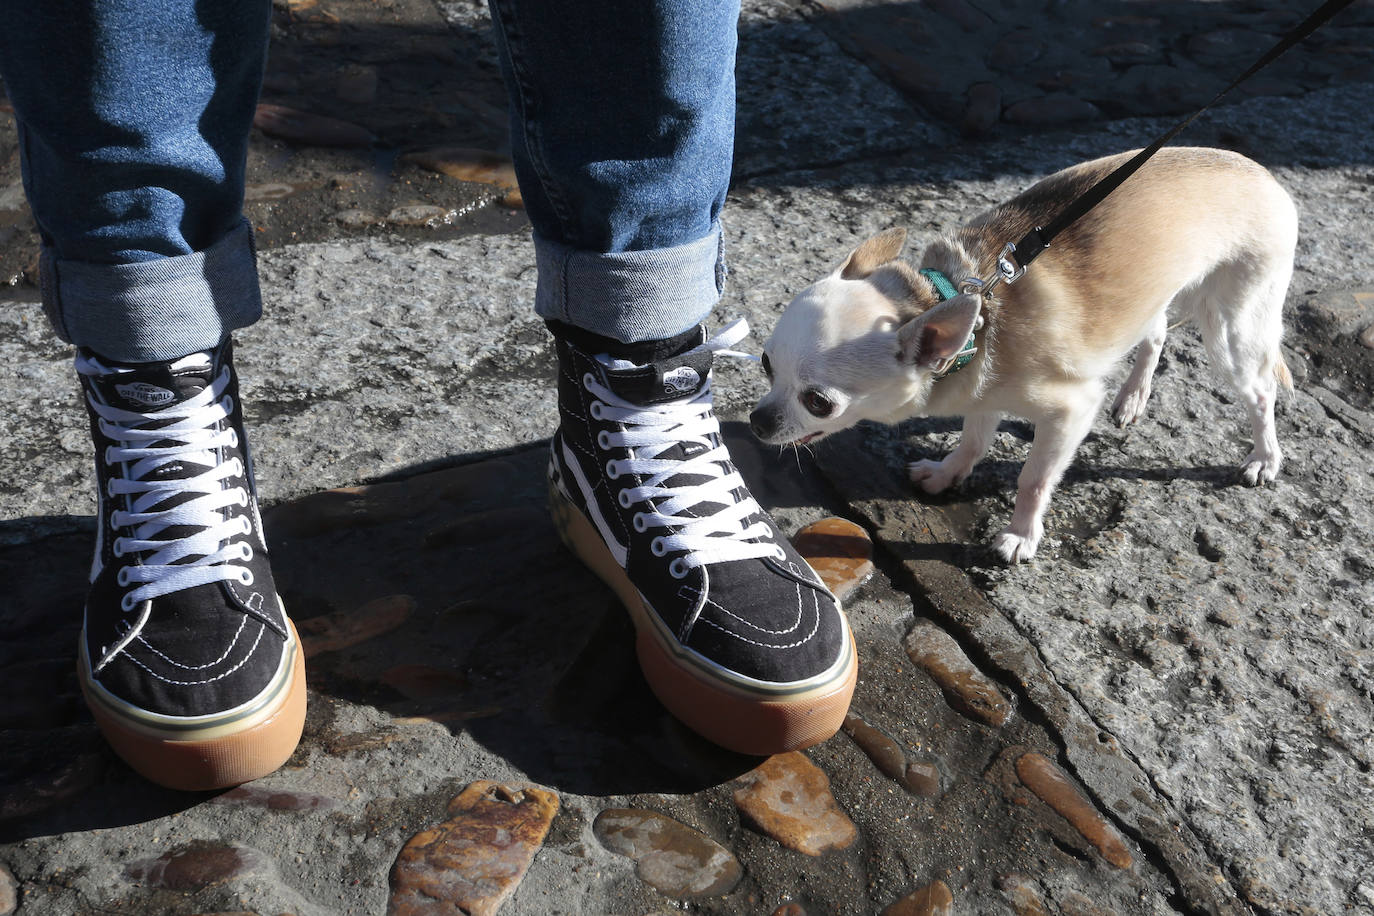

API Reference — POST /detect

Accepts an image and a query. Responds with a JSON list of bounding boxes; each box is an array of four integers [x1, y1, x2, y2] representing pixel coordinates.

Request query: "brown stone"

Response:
[[772, 904, 806, 916], [961, 82, 1001, 137], [125, 841, 270, 891], [1091, 42, 1161, 66], [842, 713, 905, 781], [337, 64, 379, 104], [903, 759, 942, 797], [0, 864, 15, 916], [298, 594, 414, 658], [212, 786, 339, 812], [1003, 94, 1101, 125], [381, 664, 469, 699], [1015, 752, 1133, 869], [791, 517, 874, 601], [0, 752, 104, 822], [904, 620, 1011, 726], [593, 809, 741, 898], [997, 874, 1051, 916], [389, 780, 559, 916], [253, 103, 375, 148], [882, 879, 953, 916], [732, 752, 857, 856], [1359, 322, 1374, 349], [386, 205, 450, 227], [403, 148, 520, 195]]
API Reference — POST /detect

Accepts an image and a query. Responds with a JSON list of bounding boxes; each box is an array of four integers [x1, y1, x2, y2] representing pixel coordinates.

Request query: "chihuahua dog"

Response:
[[750, 147, 1296, 562]]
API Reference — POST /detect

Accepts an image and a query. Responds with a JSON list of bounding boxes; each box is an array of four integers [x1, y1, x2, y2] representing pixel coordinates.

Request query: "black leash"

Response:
[[974, 0, 1359, 296]]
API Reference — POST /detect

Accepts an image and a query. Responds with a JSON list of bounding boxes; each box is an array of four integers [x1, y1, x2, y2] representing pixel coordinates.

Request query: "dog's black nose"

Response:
[[749, 407, 777, 440]]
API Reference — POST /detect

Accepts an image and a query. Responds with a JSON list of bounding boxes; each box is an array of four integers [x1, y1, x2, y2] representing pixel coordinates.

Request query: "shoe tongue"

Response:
[[600, 347, 714, 407], [94, 352, 216, 414]]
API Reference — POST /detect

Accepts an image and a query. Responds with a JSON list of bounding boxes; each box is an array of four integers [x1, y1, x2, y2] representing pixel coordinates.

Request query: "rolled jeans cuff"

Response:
[[533, 222, 725, 344], [40, 218, 263, 363]]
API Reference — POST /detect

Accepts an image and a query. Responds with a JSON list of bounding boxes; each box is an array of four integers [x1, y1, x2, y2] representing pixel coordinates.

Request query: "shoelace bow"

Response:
[[585, 319, 782, 579], [76, 353, 255, 668]]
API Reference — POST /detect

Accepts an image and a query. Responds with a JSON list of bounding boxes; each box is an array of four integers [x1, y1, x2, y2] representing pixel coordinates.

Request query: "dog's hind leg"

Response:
[[992, 387, 1101, 563], [909, 412, 1001, 494], [1199, 261, 1291, 486], [1111, 309, 1168, 427]]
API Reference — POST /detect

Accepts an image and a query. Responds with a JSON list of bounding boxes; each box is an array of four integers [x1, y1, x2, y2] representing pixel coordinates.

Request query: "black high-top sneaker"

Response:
[[74, 340, 305, 790], [546, 318, 857, 754]]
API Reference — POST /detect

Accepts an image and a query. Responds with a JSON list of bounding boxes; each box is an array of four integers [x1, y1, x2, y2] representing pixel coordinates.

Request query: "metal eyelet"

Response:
[[633, 512, 648, 533], [650, 537, 667, 557], [226, 427, 239, 448], [239, 569, 255, 586], [239, 543, 254, 561], [589, 402, 604, 420], [618, 490, 633, 508], [117, 567, 131, 587], [239, 516, 253, 535], [112, 538, 126, 558], [106, 479, 117, 498], [103, 446, 115, 464], [236, 489, 249, 507], [669, 558, 689, 579], [605, 461, 620, 480], [773, 546, 787, 561], [120, 594, 136, 613], [597, 431, 612, 450], [582, 372, 596, 390]]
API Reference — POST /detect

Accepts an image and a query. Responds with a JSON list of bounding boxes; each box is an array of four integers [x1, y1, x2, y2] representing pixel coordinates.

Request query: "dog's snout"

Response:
[[749, 406, 779, 440]]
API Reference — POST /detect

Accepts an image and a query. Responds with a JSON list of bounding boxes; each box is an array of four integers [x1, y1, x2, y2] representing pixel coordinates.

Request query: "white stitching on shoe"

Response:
[[680, 585, 804, 636], [137, 613, 248, 670], [121, 620, 268, 686], [694, 579, 821, 650]]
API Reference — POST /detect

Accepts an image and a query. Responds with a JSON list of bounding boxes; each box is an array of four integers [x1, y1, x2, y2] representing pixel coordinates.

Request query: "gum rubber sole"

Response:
[[549, 477, 857, 755], [79, 620, 307, 792]]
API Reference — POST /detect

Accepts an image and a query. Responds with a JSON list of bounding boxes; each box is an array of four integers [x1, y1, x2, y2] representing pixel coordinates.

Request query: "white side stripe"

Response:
[[561, 439, 628, 567]]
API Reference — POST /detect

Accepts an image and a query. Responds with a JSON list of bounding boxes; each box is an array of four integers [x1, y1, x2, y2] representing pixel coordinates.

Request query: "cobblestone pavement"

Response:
[[2, 1, 1372, 914]]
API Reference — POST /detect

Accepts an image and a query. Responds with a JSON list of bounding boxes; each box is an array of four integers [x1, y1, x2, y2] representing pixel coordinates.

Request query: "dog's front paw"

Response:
[[908, 458, 962, 494], [1239, 449, 1282, 486], [1111, 384, 1151, 427], [991, 527, 1042, 563]]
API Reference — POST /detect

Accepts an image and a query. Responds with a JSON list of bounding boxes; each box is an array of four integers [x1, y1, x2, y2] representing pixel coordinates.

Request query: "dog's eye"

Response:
[[761, 353, 773, 380], [802, 389, 833, 418]]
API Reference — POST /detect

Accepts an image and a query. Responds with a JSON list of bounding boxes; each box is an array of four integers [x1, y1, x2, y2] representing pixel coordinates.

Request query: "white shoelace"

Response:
[[585, 318, 782, 579], [77, 352, 254, 648]]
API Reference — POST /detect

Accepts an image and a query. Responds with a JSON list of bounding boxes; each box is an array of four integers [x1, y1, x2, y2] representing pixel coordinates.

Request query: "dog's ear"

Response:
[[838, 228, 907, 280], [896, 293, 981, 369]]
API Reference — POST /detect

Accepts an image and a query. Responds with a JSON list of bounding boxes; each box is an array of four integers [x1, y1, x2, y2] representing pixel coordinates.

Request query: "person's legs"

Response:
[[0, 0, 304, 790], [489, 0, 857, 753], [0, 0, 267, 362], [488, 0, 733, 343]]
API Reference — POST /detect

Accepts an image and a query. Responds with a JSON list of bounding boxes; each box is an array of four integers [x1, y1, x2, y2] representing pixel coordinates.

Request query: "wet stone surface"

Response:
[[1, 0, 1371, 913]]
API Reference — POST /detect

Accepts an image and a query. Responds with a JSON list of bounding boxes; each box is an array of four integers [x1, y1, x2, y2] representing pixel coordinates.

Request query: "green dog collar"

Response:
[[918, 267, 978, 377]]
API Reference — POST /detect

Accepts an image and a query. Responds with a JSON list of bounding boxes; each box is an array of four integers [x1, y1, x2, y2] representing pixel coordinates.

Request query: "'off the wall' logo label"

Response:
[[662, 366, 701, 394], [116, 382, 175, 407]]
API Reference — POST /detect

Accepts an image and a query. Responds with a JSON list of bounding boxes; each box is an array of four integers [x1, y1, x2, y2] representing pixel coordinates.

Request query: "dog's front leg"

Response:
[[908, 412, 1001, 494], [992, 395, 1100, 563]]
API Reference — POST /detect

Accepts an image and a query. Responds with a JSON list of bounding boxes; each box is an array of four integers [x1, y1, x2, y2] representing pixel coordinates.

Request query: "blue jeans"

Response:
[[0, 0, 738, 362]]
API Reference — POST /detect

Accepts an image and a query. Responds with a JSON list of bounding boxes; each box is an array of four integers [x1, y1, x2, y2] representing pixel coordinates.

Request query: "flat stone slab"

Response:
[[731, 752, 858, 856], [389, 780, 559, 916], [592, 808, 743, 898]]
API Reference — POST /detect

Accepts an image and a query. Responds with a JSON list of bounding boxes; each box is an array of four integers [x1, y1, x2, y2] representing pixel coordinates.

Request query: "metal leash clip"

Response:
[[960, 240, 1029, 301]]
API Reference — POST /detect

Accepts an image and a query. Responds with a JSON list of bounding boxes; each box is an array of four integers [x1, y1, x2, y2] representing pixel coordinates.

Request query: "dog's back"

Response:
[[966, 148, 1296, 390]]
